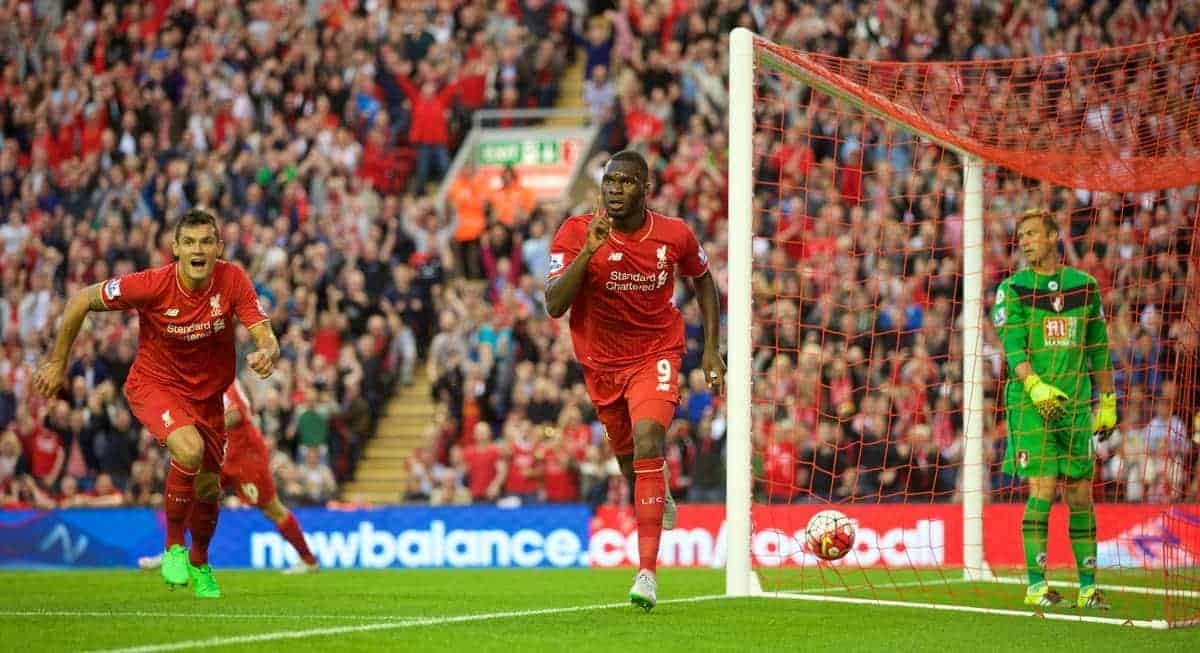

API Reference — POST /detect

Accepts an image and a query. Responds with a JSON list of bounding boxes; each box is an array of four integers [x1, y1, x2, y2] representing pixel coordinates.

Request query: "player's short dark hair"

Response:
[[608, 150, 649, 183], [174, 209, 220, 241], [1017, 208, 1058, 235]]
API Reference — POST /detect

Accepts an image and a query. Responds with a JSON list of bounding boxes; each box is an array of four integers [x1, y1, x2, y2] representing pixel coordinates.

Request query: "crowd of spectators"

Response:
[[0, 0, 1197, 511]]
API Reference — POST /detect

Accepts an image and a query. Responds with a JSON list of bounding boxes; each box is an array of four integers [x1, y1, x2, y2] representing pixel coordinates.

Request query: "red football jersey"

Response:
[[504, 438, 539, 495], [763, 439, 798, 500], [537, 443, 578, 503], [462, 442, 502, 500], [548, 209, 708, 371], [101, 260, 269, 400], [222, 379, 263, 448]]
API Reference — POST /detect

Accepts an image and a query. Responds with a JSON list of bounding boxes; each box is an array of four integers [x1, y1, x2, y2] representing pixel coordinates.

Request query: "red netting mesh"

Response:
[[745, 32, 1200, 626], [756, 32, 1200, 192]]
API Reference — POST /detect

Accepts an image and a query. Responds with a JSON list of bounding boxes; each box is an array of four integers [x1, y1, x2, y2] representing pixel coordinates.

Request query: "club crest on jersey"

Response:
[[1017, 450, 1029, 468], [656, 245, 668, 269], [210, 294, 223, 317], [1051, 294, 1064, 312], [104, 278, 121, 300], [162, 410, 174, 428]]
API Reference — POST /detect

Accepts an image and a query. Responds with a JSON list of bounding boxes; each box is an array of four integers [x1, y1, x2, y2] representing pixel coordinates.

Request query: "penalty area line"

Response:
[[86, 594, 728, 653]]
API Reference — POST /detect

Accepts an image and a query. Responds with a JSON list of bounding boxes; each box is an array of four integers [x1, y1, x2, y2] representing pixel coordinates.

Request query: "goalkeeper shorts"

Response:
[[1002, 386, 1094, 480]]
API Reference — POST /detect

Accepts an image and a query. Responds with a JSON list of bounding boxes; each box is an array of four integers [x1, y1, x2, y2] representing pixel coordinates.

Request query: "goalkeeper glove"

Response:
[[1092, 392, 1118, 442], [1023, 374, 1068, 423]]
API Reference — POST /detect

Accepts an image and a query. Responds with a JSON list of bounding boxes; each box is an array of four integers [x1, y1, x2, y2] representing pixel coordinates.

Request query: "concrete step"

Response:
[[353, 466, 406, 482]]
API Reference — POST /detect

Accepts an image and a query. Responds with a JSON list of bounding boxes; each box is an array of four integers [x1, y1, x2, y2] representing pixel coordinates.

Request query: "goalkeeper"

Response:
[[992, 209, 1115, 611]]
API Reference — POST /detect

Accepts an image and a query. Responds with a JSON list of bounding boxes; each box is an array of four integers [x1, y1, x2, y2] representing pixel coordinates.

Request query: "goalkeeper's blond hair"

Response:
[[1018, 208, 1058, 234]]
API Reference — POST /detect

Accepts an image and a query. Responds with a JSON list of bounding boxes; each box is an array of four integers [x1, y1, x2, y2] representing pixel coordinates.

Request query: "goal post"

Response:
[[725, 26, 756, 598], [725, 27, 1200, 627]]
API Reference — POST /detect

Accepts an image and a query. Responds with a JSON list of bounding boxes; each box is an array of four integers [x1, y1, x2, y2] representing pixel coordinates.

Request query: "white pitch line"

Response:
[[0, 610, 391, 621], [767, 590, 1169, 629], [793, 578, 971, 594], [990, 575, 1200, 598], [86, 594, 728, 653]]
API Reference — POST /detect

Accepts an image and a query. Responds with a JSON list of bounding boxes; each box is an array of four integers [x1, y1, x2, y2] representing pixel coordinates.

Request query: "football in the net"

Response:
[[805, 510, 856, 561]]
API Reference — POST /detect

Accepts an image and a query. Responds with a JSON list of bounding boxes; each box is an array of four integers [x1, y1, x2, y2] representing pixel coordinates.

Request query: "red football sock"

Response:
[[633, 457, 666, 573], [275, 512, 317, 565], [164, 462, 198, 549], [187, 500, 220, 566]]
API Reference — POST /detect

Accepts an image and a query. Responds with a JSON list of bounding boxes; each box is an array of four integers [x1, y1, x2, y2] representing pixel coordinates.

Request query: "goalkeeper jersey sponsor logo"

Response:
[[1042, 316, 1078, 347]]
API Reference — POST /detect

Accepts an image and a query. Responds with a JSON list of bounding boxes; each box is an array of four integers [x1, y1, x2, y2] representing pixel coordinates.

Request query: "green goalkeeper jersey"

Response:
[[992, 266, 1111, 401]]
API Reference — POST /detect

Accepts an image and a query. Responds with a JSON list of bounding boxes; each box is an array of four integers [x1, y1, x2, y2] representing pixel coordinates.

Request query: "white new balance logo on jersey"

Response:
[[608, 252, 623, 262], [164, 308, 180, 317]]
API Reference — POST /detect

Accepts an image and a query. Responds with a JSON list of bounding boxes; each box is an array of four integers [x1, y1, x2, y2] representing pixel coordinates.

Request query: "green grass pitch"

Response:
[[0, 568, 1193, 652]]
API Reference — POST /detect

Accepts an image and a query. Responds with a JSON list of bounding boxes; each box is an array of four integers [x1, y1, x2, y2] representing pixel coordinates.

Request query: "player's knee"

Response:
[[194, 472, 221, 502], [632, 420, 665, 459], [1064, 482, 1093, 509], [167, 428, 203, 470]]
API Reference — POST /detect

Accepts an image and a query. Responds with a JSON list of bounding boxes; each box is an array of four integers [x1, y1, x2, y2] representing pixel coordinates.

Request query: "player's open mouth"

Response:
[[189, 258, 208, 270], [607, 201, 625, 210]]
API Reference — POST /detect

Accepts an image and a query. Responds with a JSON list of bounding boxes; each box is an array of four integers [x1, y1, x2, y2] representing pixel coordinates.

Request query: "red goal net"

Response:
[[739, 31, 1200, 627]]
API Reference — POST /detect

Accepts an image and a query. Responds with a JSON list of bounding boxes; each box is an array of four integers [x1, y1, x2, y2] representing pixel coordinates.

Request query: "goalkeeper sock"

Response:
[[187, 500, 220, 567], [276, 512, 317, 565], [164, 462, 198, 548], [1069, 506, 1098, 588], [1022, 496, 1052, 586], [633, 457, 666, 573]]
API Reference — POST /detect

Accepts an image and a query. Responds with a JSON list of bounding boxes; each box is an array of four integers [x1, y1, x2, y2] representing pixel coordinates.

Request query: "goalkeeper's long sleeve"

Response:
[[994, 278, 1031, 375], [1084, 280, 1113, 374]]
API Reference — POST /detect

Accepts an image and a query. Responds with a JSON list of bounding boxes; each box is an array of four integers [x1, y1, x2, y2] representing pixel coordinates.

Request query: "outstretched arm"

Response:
[[33, 284, 113, 398], [693, 271, 724, 394]]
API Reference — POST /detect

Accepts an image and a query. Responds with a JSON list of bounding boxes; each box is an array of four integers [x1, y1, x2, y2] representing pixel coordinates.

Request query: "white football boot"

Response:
[[629, 569, 658, 612]]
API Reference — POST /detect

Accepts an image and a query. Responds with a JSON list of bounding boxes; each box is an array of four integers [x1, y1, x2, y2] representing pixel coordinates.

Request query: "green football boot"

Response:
[[1023, 582, 1064, 608], [1076, 586, 1111, 610], [188, 562, 222, 599], [160, 544, 189, 588]]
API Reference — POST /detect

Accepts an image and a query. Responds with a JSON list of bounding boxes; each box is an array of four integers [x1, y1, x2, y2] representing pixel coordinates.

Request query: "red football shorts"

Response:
[[124, 379, 226, 472], [221, 428, 277, 507], [583, 356, 681, 457]]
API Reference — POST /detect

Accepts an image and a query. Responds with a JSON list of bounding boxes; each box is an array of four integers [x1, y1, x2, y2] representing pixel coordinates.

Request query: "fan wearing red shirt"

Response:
[[33, 210, 280, 599], [544, 151, 724, 611], [460, 422, 504, 502]]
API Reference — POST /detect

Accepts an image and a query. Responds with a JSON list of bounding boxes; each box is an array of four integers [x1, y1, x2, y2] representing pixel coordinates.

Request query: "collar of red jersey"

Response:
[[174, 261, 217, 297], [607, 209, 655, 245]]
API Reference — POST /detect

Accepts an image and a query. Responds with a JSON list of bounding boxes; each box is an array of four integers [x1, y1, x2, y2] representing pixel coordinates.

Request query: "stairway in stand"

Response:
[[339, 368, 435, 505]]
